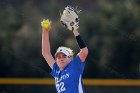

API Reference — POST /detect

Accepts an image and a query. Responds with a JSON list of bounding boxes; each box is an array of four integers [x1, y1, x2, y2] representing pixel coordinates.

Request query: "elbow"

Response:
[[85, 47, 89, 56], [42, 49, 48, 58], [81, 47, 88, 57], [42, 50, 45, 58]]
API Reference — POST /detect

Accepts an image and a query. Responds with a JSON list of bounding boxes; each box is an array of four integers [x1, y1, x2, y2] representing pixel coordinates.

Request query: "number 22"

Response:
[[56, 82, 66, 92]]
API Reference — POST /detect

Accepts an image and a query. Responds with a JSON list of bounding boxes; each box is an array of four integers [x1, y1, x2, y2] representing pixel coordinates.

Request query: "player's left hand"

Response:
[[60, 6, 81, 31]]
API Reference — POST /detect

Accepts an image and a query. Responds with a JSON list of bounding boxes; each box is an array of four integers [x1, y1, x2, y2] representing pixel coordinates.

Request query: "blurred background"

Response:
[[0, 0, 140, 93]]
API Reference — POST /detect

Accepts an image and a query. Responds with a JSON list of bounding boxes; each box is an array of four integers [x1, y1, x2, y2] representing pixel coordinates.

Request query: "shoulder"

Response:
[[70, 55, 86, 67], [73, 55, 86, 63], [52, 62, 59, 70], [51, 62, 59, 77]]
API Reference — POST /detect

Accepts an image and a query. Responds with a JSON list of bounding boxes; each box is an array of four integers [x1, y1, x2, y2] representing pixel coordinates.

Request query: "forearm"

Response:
[[73, 30, 87, 49], [42, 29, 51, 55]]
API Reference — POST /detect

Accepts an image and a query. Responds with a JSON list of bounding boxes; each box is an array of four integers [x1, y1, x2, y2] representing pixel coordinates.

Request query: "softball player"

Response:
[[41, 6, 88, 93]]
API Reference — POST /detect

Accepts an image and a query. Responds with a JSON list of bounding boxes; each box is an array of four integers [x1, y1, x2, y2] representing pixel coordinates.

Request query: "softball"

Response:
[[41, 19, 51, 30]]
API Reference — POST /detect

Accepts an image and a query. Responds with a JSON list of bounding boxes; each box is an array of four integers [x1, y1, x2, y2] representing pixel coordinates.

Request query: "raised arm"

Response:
[[73, 29, 88, 62], [59, 6, 88, 62], [41, 20, 55, 69]]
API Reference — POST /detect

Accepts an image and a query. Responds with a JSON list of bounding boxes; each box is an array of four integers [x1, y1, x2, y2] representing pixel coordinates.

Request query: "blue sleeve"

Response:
[[51, 62, 59, 77], [71, 55, 86, 73]]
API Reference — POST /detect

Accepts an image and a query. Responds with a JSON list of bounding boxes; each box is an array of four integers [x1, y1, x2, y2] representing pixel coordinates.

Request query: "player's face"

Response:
[[56, 52, 70, 70]]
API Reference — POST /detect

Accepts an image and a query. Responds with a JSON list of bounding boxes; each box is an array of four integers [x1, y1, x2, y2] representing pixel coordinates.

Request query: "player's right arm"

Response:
[[41, 20, 55, 69]]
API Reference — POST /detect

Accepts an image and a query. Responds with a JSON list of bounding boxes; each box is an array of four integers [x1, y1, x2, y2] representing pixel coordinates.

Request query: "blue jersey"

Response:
[[51, 56, 86, 93]]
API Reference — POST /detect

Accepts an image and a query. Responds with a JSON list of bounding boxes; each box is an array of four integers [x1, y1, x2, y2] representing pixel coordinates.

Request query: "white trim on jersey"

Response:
[[78, 75, 83, 93]]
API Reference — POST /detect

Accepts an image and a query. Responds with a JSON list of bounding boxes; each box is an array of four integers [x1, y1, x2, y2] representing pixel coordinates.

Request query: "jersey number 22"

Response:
[[56, 82, 66, 92]]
